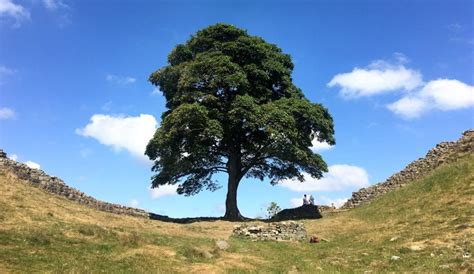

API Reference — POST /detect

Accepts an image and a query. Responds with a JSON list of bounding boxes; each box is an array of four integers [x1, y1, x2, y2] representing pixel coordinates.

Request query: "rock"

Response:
[[463, 251, 471, 259], [409, 245, 424, 251], [202, 250, 214, 259], [287, 265, 298, 274], [271, 204, 322, 221], [390, 256, 401, 261], [389, 236, 400, 242], [216, 240, 230, 251]]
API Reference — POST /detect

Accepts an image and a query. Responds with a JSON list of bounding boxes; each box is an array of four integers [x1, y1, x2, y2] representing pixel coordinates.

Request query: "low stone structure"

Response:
[[0, 150, 149, 218], [232, 221, 307, 241], [271, 204, 322, 221], [341, 129, 474, 209]]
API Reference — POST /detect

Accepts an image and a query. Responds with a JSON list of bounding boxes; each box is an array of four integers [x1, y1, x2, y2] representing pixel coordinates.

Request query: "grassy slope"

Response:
[[0, 153, 473, 273]]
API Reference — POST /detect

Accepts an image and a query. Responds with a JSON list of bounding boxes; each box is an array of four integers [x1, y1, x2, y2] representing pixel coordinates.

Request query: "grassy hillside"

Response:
[[1, 153, 473, 273]]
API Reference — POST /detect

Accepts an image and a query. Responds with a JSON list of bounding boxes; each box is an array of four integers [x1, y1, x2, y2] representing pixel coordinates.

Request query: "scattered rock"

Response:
[[390, 236, 400, 242], [463, 251, 471, 259], [439, 264, 450, 269], [391, 256, 401, 261], [309, 236, 320, 243], [287, 265, 299, 274], [216, 240, 230, 251], [409, 245, 424, 251], [202, 250, 214, 259]]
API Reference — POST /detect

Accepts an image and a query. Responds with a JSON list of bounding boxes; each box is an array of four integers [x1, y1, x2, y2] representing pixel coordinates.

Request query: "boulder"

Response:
[[271, 204, 322, 221]]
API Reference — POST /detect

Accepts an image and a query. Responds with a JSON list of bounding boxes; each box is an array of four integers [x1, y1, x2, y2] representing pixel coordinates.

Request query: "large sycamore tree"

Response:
[[146, 24, 335, 220]]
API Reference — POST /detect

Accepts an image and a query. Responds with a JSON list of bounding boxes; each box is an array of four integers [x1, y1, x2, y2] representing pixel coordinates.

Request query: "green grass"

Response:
[[0, 153, 473, 273]]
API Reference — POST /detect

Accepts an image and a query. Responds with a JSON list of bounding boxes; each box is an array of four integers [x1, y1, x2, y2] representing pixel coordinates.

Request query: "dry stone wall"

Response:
[[0, 150, 149, 218], [232, 221, 307, 241], [341, 129, 474, 209]]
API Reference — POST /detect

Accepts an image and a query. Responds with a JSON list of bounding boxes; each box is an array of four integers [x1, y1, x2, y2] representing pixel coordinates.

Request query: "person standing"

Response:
[[303, 194, 309, 205]]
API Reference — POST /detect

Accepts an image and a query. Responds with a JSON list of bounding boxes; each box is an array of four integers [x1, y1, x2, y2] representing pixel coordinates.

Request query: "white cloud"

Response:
[[76, 114, 157, 161], [151, 87, 161, 96], [388, 79, 474, 119], [310, 139, 333, 152], [42, 0, 68, 11], [25, 160, 40, 169], [0, 107, 15, 120], [128, 199, 139, 207], [149, 184, 178, 199], [0, 0, 30, 27], [106, 74, 136, 85], [280, 164, 369, 192], [387, 96, 428, 119], [419, 79, 474, 110], [8, 154, 17, 161], [328, 60, 423, 98]]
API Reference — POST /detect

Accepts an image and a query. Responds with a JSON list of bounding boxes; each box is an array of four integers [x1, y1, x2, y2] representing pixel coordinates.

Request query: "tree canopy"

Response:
[[146, 23, 335, 220]]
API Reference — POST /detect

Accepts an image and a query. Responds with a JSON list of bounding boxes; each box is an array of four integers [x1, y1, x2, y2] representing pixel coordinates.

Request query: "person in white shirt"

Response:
[[303, 194, 309, 205], [309, 195, 315, 205]]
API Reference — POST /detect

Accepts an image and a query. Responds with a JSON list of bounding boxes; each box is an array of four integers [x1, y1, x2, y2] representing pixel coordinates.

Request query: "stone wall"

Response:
[[341, 129, 474, 209], [232, 221, 306, 241], [0, 150, 149, 218]]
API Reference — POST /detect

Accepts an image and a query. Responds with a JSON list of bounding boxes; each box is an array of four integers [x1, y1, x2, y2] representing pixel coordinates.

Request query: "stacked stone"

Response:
[[341, 129, 474, 209], [0, 150, 149, 218], [232, 221, 307, 241]]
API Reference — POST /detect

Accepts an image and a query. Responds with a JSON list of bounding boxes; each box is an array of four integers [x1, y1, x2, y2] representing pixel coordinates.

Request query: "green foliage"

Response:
[[146, 23, 335, 212], [266, 202, 281, 219]]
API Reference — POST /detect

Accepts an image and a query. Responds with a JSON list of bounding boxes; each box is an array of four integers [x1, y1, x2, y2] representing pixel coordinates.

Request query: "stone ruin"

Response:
[[341, 129, 474, 209], [232, 221, 307, 241]]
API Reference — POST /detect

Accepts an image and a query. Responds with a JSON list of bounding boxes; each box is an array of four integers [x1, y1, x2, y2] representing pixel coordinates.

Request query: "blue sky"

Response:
[[1, 0, 473, 218]]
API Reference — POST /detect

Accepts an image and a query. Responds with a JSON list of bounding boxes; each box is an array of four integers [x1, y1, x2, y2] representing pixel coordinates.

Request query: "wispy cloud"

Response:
[[0, 107, 15, 120], [76, 114, 157, 162], [446, 23, 463, 33], [79, 147, 92, 158], [106, 74, 136, 85], [0, 0, 30, 27], [0, 65, 16, 84], [42, 0, 68, 11], [128, 199, 139, 207]]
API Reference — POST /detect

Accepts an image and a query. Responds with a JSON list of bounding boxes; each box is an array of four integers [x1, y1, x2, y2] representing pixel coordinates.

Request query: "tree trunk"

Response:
[[223, 153, 243, 220]]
